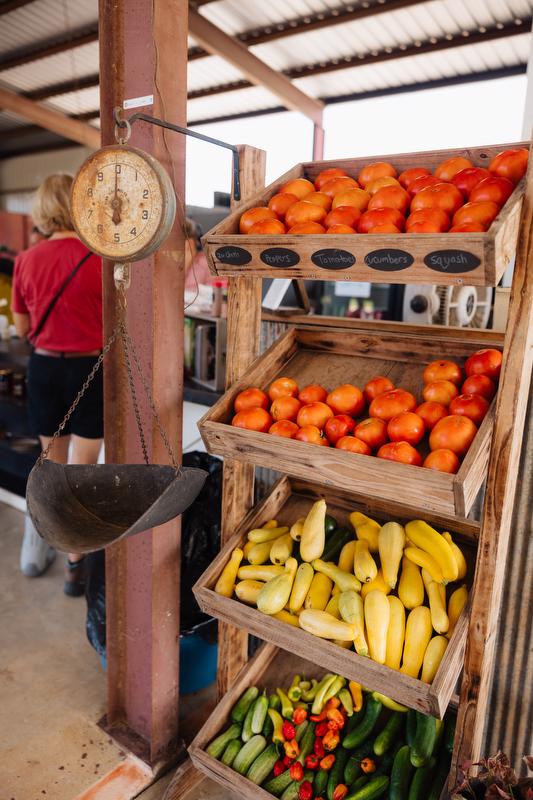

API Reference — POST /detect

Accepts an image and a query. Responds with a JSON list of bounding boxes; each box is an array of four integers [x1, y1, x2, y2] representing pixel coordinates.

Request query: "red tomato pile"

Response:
[[230, 348, 502, 474], [239, 148, 528, 235]]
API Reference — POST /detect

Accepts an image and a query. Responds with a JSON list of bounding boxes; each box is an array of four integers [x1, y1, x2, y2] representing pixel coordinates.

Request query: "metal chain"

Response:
[[120, 323, 149, 465]]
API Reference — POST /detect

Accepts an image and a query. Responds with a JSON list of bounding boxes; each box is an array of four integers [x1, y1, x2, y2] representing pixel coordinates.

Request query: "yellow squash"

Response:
[[421, 635, 448, 683], [405, 520, 458, 583], [324, 593, 341, 618], [338, 541, 356, 573], [447, 584, 468, 638], [304, 572, 333, 610], [257, 557, 298, 615], [238, 564, 284, 582], [247, 526, 289, 544], [243, 541, 255, 560], [234, 579, 264, 605], [300, 499, 327, 562], [214, 548, 243, 597], [398, 556, 425, 609], [385, 595, 405, 671], [354, 539, 378, 584], [422, 569, 449, 634], [289, 563, 315, 614], [361, 568, 391, 599], [339, 590, 368, 656], [247, 540, 273, 565], [379, 521, 406, 589], [290, 517, 306, 542], [400, 606, 433, 678], [364, 590, 390, 664], [349, 511, 380, 553], [312, 559, 361, 592], [442, 532, 467, 580], [404, 547, 445, 585], [274, 609, 300, 627], [270, 533, 294, 565], [263, 519, 278, 529], [299, 609, 357, 641]]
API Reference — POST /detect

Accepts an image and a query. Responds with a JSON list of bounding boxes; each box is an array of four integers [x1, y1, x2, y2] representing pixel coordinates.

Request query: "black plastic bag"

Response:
[[85, 549, 106, 657]]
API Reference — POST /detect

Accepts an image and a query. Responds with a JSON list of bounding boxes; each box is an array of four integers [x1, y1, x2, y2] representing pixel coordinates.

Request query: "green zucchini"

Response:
[[314, 768, 329, 797], [232, 734, 267, 775], [344, 743, 374, 784], [406, 711, 416, 748], [373, 712, 404, 756], [295, 720, 309, 743], [342, 695, 383, 749], [389, 744, 414, 800], [410, 713, 437, 767], [325, 515, 338, 536], [220, 739, 242, 767], [231, 686, 259, 723], [296, 721, 315, 764], [345, 775, 389, 799], [251, 692, 269, 734], [246, 743, 280, 785], [408, 757, 436, 800], [242, 701, 256, 742], [327, 746, 350, 800], [443, 715, 455, 753], [322, 528, 353, 562], [206, 723, 242, 759], [427, 753, 451, 800], [280, 769, 314, 800], [264, 769, 294, 797]]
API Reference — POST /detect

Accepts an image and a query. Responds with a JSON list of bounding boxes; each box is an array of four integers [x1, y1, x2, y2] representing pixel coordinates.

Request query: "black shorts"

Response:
[[27, 352, 104, 439]]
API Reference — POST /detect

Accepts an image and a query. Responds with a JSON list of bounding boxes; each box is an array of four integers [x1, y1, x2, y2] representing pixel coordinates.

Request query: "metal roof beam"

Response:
[[188, 7, 324, 124], [0, 23, 98, 71], [24, 73, 100, 101]]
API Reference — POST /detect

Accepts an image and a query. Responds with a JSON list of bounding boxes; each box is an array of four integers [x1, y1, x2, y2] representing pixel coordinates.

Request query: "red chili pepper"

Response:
[[310, 710, 327, 722], [315, 722, 329, 738], [292, 707, 308, 725], [290, 762, 304, 781], [283, 755, 293, 767], [283, 720, 296, 740], [313, 738, 325, 758], [332, 784, 348, 800], [319, 754, 336, 771], [322, 730, 340, 751], [273, 761, 286, 777], [305, 754, 320, 770], [298, 779, 313, 800]]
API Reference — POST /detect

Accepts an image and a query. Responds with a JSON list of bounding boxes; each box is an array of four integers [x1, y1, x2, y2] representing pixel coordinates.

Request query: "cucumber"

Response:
[[295, 720, 309, 743], [251, 692, 269, 735], [373, 740, 404, 777], [220, 739, 242, 767], [410, 713, 437, 767], [373, 712, 404, 756], [206, 723, 242, 759], [246, 744, 280, 785], [231, 686, 259, 723], [406, 711, 416, 748], [325, 515, 338, 536], [348, 775, 369, 794], [389, 745, 414, 800], [322, 528, 353, 562], [314, 768, 329, 797], [344, 743, 374, 784], [232, 734, 267, 775], [346, 697, 366, 732], [296, 722, 315, 764], [327, 746, 350, 800], [427, 753, 451, 800], [264, 769, 294, 797], [242, 701, 256, 742], [443, 715, 456, 753], [280, 769, 314, 800], [407, 757, 436, 800], [262, 711, 274, 739], [342, 695, 383, 749], [345, 775, 389, 799]]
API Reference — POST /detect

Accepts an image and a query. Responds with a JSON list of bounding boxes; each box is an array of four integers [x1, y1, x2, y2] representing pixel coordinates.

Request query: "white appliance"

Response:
[[402, 285, 493, 328]]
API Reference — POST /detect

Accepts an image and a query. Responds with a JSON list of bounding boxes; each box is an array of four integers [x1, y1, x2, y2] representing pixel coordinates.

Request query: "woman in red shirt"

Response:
[[12, 173, 103, 595]]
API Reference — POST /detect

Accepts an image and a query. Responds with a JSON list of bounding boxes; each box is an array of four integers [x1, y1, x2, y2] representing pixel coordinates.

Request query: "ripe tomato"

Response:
[[377, 441, 422, 466], [451, 167, 491, 198], [285, 201, 327, 228], [354, 417, 388, 449], [415, 401, 448, 430], [269, 420, 299, 438], [234, 387, 269, 413], [368, 185, 410, 214], [469, 176, 514, 207], [299, 384, 328, 404], [449, 222, 487, 233], [369, 389, 417, 421], [423, 448, 460, 474], [268, 192, 299, 219], [405, 209, 450, 233], [422, 380, 459, 406], [408, 175, 442, 197], [367, 224, 401, 234], [449, 393, 490, 426], [326, 384, 365, 416], [411, 183, 464, 216], [320, 176, 359, 198], [281, 178, 315, 199], [462, 374, 496, 401], [302, 191, 332, 211], [387, 412, 425, 446], [358, 162, 397, 189], [288, 222, 326, 234], [452, 201, 499, 229], [297, 401, 334, 429], [336, 436, 372, 455], [364, 376, 395, 404], [314, 167, 349, 191], [365, 176, 401, 195], [332, 188, 371, 212], [465, 348, 502, 381], [423, 359, 463, 385], [325, 414, 356, 445], [294, 425, 329, 445], [429, 414, 477, 456], [270, 395, 302, 422], [327, 224, 356, 234], [249, 219, 286, 234], [358, 208, 405, 233], [489, 148, 528, 183], [239, 207, 277, 234], [325, 206, 361, 229], [232, 408, 272, 433], [269, 377, 299, 401], [398, 167, 430, 189], [434, 156, 473, 181]]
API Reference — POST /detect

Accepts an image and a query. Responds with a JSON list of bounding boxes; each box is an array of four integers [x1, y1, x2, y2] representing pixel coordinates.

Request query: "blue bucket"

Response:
[[180, 619, 218, 694]]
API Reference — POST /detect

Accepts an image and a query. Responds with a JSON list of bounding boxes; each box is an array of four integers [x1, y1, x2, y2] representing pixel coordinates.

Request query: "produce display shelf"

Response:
[[198, 324, 496, 518], [193, 476, 478, 719], [203, 141, 527, 287]]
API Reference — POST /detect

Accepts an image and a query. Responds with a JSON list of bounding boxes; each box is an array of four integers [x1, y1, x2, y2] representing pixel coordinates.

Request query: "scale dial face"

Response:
[[71, 145, 176, 261]]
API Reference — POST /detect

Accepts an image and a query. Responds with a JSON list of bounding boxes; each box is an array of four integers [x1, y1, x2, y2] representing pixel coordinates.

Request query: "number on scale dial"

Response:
[[71, 145, 176, 261]]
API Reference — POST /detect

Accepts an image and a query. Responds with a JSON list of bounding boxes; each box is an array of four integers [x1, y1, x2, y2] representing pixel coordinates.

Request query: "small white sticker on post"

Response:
[[123, 95, 154, 110]]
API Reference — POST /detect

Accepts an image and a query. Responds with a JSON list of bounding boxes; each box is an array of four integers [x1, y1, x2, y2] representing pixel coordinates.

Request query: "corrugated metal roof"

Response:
[[0, 0, 97, 54], [0, 42, 99, 93]]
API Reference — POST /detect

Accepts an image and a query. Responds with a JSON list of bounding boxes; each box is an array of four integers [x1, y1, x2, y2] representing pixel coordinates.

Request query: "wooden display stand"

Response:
[[173, 143, 533, 800]]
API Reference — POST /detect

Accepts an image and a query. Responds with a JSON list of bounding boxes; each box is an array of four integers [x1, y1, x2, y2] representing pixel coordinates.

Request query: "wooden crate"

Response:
[[203, 141, 527, 287], [198, 324, 496, 517], [193, 476, 478, 719]]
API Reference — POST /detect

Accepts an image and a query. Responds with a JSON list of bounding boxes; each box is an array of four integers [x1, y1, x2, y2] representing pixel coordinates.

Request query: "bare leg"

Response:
[[67, 435, 103, 562], [39, 434, 70, 465]]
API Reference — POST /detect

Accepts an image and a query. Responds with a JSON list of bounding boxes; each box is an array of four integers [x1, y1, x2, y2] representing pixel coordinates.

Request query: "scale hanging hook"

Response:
[[114, 106, 131, 145]]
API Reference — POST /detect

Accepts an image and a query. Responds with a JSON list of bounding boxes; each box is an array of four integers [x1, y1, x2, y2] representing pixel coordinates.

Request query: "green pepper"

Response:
[[299, 680, 311, 692], [322, 675, 345, 706], [288, 674, 302, 703], [269, 693, 282, 711], [268, 708, 284, 742], [301, 678, 319, 702], [338, 687, 354, 717], [277, 687, 294, 719], [312, 674, 337, 715]]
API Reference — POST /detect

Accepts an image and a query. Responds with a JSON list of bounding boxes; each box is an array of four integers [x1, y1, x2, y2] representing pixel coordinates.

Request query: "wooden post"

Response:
[[99, 0, 188, 766]]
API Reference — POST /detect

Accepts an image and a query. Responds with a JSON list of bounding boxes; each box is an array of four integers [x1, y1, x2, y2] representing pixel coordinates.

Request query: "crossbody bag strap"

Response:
[[31, 251, 92, 346]]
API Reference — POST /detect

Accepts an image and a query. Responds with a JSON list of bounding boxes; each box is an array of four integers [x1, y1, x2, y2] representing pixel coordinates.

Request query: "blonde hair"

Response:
[[32, 173, 74, 235]]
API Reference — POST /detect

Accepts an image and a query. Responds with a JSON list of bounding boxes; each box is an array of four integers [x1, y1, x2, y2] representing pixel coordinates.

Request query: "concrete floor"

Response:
[[0, 503, 232, 800]]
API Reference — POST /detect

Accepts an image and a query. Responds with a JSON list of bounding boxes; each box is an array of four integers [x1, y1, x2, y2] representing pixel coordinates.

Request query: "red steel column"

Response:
[[98, 0, 188, 765]]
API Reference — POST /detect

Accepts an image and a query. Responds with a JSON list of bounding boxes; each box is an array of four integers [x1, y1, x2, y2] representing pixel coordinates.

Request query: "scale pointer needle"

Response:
[[112, 166, 122, 225]]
